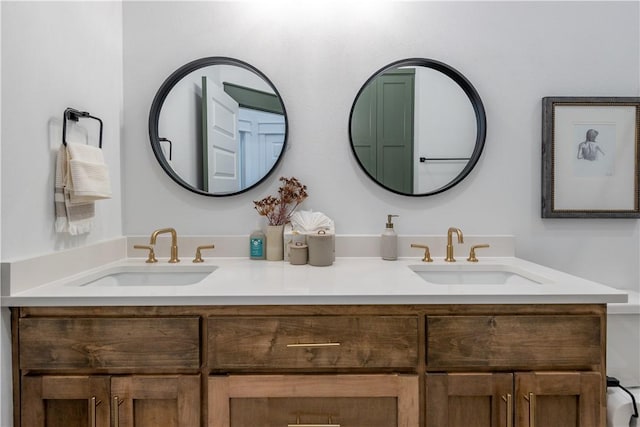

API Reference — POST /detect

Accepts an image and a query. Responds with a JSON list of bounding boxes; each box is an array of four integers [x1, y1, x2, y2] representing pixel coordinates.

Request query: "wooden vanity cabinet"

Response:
[[515, 371, 601, 427], [14, 313, 202, 427], [425, 372, 601, 427], [207, 316, 419, 371], [208, 374, 419, 427], [21, 375, 111, 427], [21, 375, 200, 427], [425, 311, 605, 427], [207, 315, 421, 427], [12, 304, 606, 427], [425, 373, 513, 427]]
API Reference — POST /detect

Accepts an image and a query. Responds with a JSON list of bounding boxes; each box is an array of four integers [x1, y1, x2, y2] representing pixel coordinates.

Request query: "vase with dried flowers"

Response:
[[254, 177, 308, 261]]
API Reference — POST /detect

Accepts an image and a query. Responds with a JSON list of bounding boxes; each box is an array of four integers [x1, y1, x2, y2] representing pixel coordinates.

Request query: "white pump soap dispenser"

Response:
[[381, 214, 399, 260]]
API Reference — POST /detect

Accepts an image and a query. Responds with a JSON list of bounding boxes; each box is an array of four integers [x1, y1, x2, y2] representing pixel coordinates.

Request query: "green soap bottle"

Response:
[[250, 227, 266, 260]]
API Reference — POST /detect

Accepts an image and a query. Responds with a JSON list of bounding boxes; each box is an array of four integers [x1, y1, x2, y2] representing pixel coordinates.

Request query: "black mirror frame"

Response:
[[348, 58, 487, 197], [149, 56, 289, 197]]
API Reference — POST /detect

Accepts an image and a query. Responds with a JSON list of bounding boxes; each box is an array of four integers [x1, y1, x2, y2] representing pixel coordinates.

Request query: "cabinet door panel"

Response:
[[111, 375, 200, 427], [426, 373, 513, 427], [21, 376, 110, 427], [230, 397, 397, 427], [19, 317, 200, 370], [209, 316, 418, 370], [427, 316, 601, 369], [515, 372, 601, 427], [208, 374, 419, 427]]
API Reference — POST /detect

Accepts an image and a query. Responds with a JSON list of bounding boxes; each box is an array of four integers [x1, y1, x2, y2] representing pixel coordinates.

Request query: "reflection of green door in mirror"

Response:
[[223, 83, 284, 115], [352, 69, 415, 194]]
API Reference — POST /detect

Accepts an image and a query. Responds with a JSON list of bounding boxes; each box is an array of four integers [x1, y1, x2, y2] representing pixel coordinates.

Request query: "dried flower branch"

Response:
[[254, 177, 308, 226]]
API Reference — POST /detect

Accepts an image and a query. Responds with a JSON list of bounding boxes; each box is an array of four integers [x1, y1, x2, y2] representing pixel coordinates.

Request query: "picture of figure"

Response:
[[577, 128, 605, 161], [572, 124, 615, 177]]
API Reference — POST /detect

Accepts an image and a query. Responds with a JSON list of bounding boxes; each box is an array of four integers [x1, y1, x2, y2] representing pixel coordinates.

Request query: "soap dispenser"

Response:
[[381, 214, 399, 260], [249, 223, 266, 260]]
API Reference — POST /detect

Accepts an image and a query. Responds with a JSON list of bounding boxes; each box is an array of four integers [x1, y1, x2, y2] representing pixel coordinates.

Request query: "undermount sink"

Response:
[[72, 265, 217, 287], [409, 264, 549, 285]]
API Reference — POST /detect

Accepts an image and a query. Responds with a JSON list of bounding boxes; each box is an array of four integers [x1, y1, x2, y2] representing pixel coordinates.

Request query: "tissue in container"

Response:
[[284, 211, 335, 261]]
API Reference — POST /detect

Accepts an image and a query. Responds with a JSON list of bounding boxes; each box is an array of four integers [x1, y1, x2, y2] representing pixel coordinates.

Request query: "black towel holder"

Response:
[[62, 107, 103, 148]]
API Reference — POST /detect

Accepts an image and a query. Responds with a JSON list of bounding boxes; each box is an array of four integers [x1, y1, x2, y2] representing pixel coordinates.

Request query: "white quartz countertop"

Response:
[[2, 256, 628, 307]]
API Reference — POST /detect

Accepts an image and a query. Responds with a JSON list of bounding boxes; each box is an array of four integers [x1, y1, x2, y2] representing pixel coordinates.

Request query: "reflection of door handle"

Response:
[[419, 157, 470, 163]]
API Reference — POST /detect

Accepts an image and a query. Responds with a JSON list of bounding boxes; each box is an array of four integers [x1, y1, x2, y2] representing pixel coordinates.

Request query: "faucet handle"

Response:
[[467, 244, 490, 262], [133, 245, 158, 263], [410, 244, 433, 262], [193, 244, 215, 263]]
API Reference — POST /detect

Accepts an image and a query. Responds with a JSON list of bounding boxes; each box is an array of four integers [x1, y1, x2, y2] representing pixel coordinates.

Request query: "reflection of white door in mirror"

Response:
[[238, 108, 285, 189], [202, 76, 240, 193], [152, 58, 288, 196]]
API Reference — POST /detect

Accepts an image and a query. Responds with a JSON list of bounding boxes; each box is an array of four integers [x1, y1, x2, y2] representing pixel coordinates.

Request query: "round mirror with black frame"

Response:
[[149, 57, 288, 196], [349, 58, 486, 196]]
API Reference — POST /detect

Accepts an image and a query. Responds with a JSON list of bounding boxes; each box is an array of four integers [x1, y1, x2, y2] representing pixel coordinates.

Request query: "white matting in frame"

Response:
[[541, 97, 640, 218], [553, 104, 636, 211]]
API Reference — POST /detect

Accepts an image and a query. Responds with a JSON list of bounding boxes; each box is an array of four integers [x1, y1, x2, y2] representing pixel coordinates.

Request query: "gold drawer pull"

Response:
[[286, 342, 341, 348], [524, 392, 536, 427], [288, 415, 340, 427], [502, 393, 513, 427], [89, 396, 100, 427], [113, 396, 124, 427]]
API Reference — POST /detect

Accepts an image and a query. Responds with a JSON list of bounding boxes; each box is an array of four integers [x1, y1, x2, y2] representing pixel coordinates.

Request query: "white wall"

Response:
[[1, 1, 123, 261], [0, 3, 5, 425], [1, 2, 124, 425], [123, 1, 640, 292]]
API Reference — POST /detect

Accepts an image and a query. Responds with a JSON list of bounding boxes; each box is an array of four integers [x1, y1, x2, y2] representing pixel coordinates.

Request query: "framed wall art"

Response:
[[542, 97, 640, 218]]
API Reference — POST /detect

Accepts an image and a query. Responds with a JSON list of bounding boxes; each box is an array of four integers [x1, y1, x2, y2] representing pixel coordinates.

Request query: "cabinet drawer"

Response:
[[427, 315, 601, 369], [208, 374, 419, 427], [19, 317, 200, 370], [208, 316, 418, 370]]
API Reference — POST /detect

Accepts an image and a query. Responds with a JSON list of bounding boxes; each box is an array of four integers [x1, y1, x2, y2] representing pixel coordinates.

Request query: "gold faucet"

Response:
[[193, 244, 215, 263], [445, 227, 464, 262], [410, 244, 433, 262], [133, 244, 158, 263], [149, 228, 180, 263], [467, 244, 490, 262]]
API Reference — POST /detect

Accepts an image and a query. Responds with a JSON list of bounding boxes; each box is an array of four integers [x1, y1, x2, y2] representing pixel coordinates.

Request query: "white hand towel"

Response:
[[55, 144, 95, 235], [66, 143, 112, 202]]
